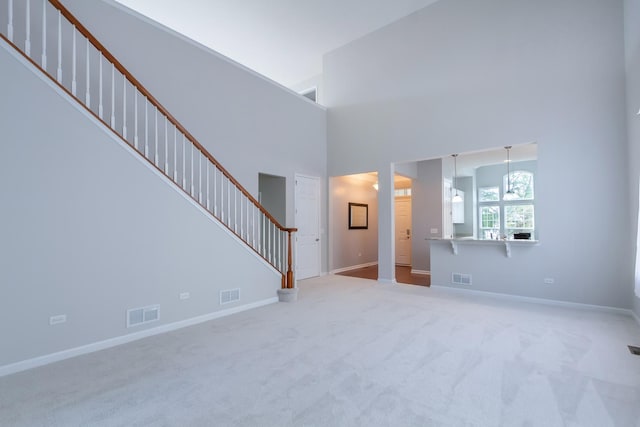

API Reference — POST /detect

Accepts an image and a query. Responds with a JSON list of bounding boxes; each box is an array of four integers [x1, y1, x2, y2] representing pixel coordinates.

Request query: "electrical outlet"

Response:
[[430, 228, 439, 234], [358, 252, 362, 257], [179, 292, 190, 300], [543, 278, 555, 284], [49, 314, 67, 325]]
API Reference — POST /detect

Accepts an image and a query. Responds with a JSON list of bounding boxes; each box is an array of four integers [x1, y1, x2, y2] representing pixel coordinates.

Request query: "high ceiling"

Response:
[[113, 0, 441, 88]]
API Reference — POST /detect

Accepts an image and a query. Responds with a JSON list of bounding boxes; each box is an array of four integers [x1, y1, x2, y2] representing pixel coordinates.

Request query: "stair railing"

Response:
[[0, 0, 297, 288]]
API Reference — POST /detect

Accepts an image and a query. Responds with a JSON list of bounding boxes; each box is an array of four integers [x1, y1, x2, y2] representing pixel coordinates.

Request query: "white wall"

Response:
[[329, 176, 379, 271], [61, 0, 329, 273], [411, 159, 443, 273], [0, 45, 281, 368], [324, 0, 631, 307], [625, 0, 640, 318]]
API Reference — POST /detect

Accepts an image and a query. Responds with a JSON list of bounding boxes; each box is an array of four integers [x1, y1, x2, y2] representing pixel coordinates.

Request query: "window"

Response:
[[480, 205, 500, 239], [478, 170, 535, 239], [395, 188, 411, 197], [503, 171, 534, 200], [479, 187, 499, 202]]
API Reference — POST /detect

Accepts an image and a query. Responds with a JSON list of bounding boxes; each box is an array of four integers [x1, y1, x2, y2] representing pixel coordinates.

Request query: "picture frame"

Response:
[[348, 202, 368, 229]]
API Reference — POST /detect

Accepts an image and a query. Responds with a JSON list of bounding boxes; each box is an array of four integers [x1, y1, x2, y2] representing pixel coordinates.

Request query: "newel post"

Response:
[[284, 228, 297, 289]]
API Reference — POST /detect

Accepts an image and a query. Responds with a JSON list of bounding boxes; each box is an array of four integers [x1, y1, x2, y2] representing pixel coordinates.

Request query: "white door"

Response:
[[295, 174, 321, 279], [395, 197, 412, 265]]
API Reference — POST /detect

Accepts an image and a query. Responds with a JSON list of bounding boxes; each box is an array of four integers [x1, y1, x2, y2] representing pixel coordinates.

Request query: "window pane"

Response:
[[479, 187, 499, 202], [505, 205, 534, 230], [480, 205, 500, 228], [503, 171, 534, 200]]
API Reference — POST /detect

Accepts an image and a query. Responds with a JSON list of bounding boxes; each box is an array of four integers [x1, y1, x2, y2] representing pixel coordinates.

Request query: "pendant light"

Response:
[[452, 154, 462, 202], [504, 146, 516, 200]]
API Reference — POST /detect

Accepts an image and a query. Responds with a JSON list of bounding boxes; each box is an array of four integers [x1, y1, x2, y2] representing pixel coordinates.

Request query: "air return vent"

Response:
[[127, 305, 160, 328], [220, 288, 240, 305], [452, 273, 472, 286]]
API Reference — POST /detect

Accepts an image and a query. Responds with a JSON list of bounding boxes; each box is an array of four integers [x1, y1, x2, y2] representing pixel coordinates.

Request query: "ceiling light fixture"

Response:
[[504, 146, 516, 200], [452, 154, 462, 203], [373, 182, 379, 191]]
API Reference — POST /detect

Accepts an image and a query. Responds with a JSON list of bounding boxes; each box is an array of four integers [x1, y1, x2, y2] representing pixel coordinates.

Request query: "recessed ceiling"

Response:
[[113, 0, 442, 88]]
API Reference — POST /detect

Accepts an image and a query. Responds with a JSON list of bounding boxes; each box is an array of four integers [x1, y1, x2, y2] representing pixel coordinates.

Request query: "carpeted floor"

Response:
[[1, 275, 639, 426], [336, 265, 430, 286]]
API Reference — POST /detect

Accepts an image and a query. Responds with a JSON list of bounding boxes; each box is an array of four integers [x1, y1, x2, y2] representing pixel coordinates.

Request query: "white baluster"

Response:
[[227, 180, 231, 226], [154, 106, 158, 166], [133, 88, 138, 149], [25, 0, 31, 55], [164, 118, 168, 173], [173, 126, 178, 181], [41, 0, 47, 69], [190, 144, 194, 196], [206, 161, 210, 211], [110, 64, 115, 128], [84, 38, 90, 106], [71, 27, 77, 96], [221, 174, 225, 222], [182, 135, 186, 189], [252, 206, 256, 248], [122, 76, 127, 140], [198, 151, 202, 203], [98, 52, 103, 119], [213, 167, 218, 217], [56, 10, 62, 83], [144, 99, 149, 157], [7, 0, 13, 43]]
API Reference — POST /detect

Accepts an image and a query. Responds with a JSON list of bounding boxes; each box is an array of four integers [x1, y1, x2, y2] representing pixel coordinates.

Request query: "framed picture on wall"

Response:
[[348, 202, 368, 229]]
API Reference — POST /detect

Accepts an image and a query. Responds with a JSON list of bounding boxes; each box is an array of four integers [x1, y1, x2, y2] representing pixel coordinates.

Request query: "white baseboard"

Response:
[[0, 297, 278, 378], [331, 262, 378, 274], [431, 285, 635, 318], [411, 269, 430, 275]]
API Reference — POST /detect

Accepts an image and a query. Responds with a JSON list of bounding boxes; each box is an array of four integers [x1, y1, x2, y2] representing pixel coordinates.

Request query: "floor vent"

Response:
[[629, 345, 640, 356], [452, 273, 472, 286], [220, 288, 240, 305], [127, 305, 160, 328]]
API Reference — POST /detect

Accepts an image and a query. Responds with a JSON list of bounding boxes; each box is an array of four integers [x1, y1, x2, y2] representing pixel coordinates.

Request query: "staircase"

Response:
[[0, 0, 297, 289]]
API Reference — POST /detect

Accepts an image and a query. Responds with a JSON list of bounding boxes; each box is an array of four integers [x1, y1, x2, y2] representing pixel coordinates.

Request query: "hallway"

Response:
[[336, 265, 430, 286]]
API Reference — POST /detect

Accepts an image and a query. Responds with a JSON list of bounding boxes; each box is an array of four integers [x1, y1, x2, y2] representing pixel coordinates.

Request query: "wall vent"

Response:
[[127, 305, 160, 328], [220, 288, 240, 305], [452, 273, 472, 285]]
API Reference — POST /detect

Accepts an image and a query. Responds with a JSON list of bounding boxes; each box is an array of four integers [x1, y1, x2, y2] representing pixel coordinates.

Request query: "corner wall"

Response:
[[625, 0, 640, 319]]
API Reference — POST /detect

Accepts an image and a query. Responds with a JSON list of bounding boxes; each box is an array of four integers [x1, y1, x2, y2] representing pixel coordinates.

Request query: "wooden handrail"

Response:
[[48, 0, 290, 232]]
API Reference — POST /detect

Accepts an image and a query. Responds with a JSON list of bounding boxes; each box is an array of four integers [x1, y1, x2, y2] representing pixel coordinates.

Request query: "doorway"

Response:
[[258, 173, 286, 225]]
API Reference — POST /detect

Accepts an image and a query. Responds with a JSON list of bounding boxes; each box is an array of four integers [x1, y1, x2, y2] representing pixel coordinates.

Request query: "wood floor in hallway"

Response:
[[336, 265, 430, 286]]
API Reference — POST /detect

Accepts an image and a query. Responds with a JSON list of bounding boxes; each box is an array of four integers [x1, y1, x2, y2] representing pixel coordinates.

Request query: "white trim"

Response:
[[99, 0, 326, 111], [1, 39, 281, 278], [0, 297, 278, 378], [431, 285, 634, 317], [411, 269, 430, 275], [331, 262, 378, 274]]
